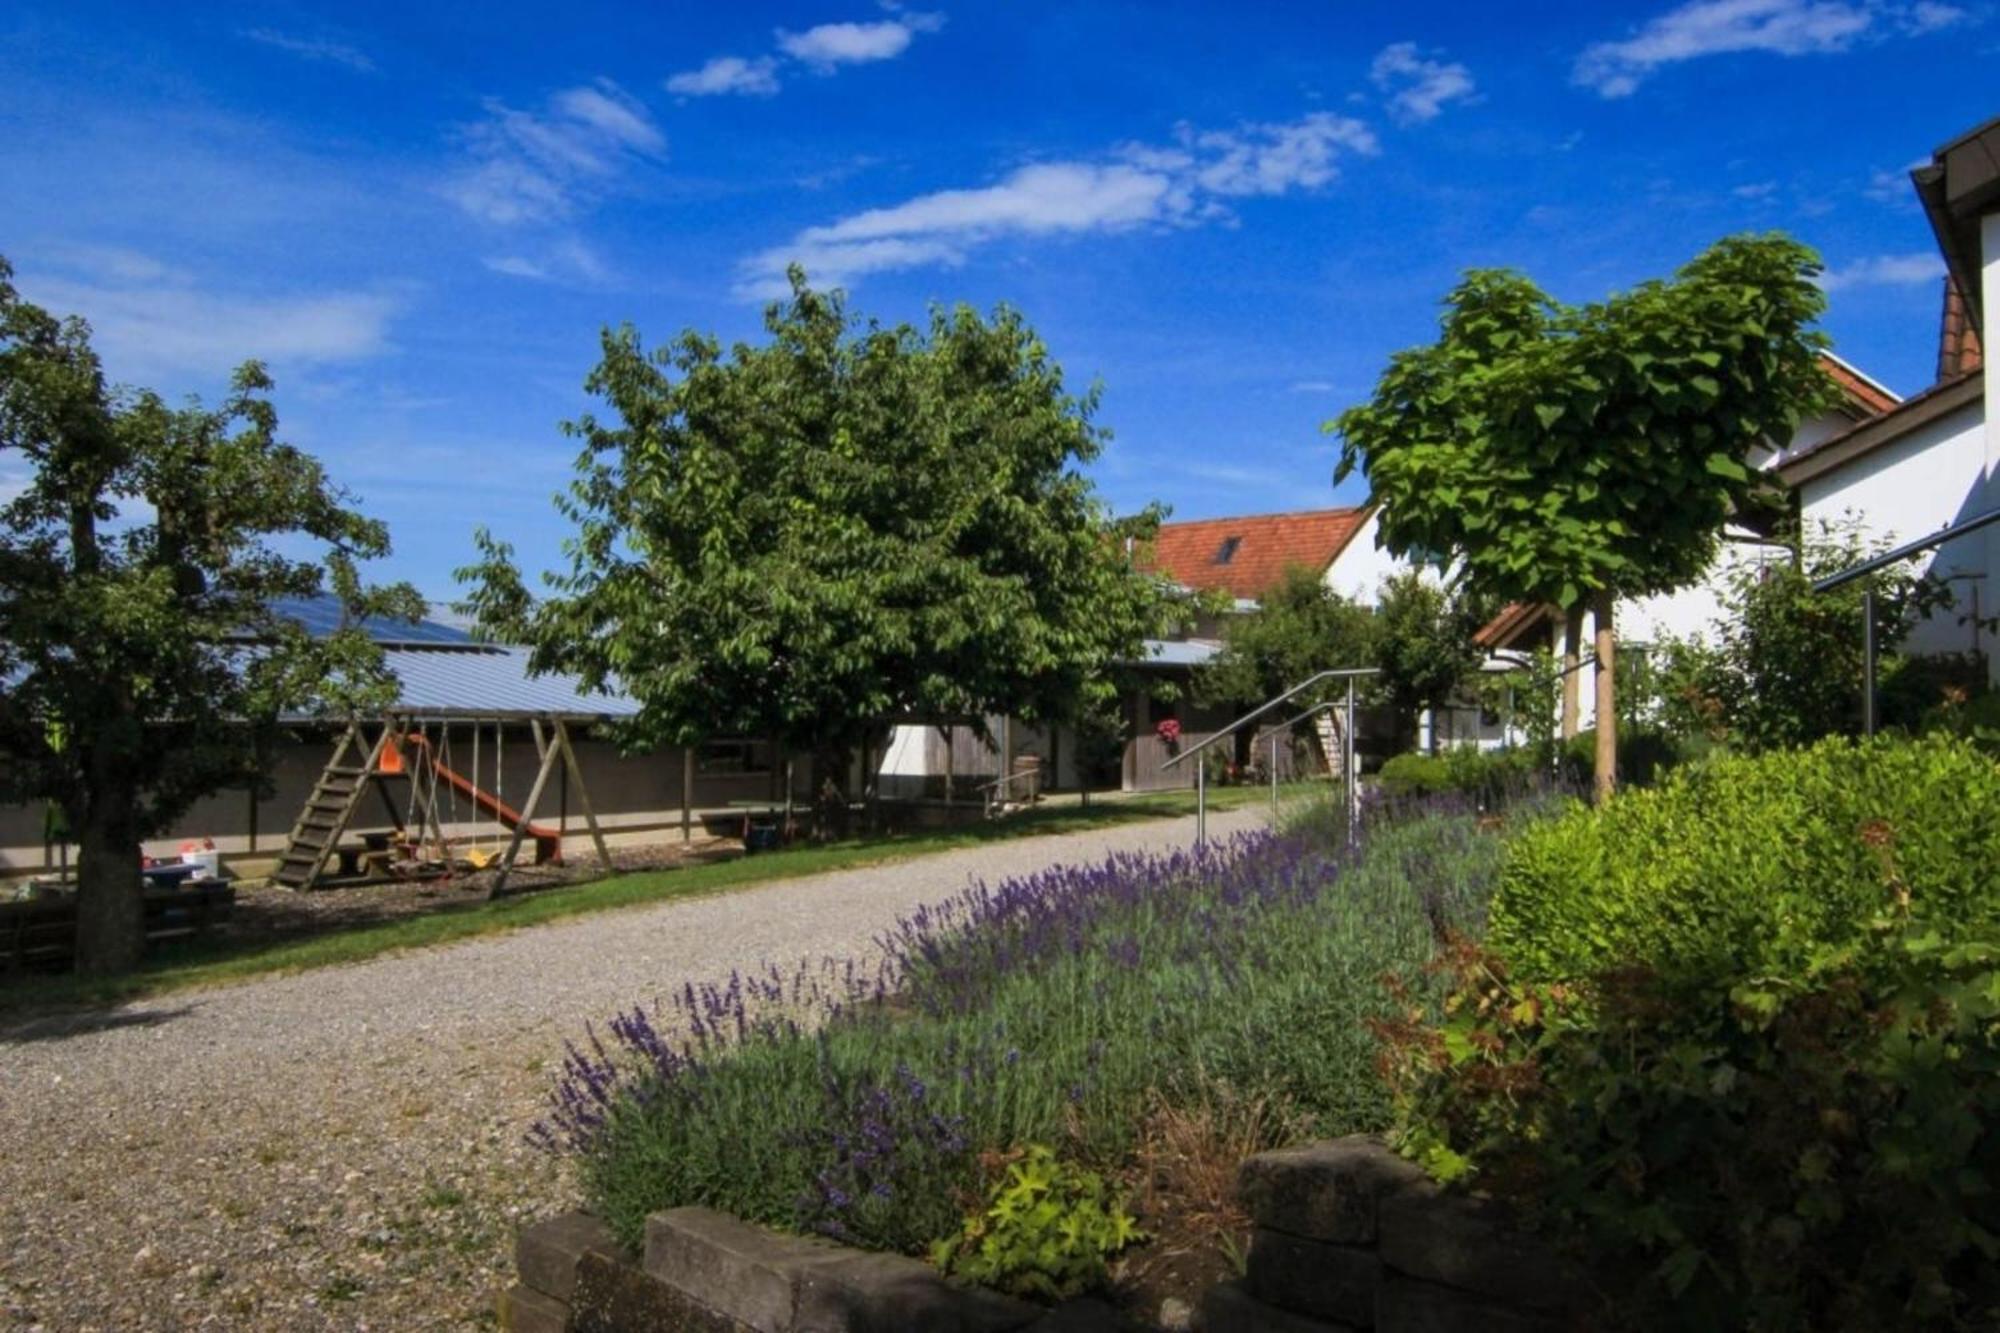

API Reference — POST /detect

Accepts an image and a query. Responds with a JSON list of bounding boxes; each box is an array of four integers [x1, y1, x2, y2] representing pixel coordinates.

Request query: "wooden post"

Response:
[[553, 719, 614, 876], [1560, 605, 1584, 740], [682, 746, 695, 843], [490, 734, 562, 899]]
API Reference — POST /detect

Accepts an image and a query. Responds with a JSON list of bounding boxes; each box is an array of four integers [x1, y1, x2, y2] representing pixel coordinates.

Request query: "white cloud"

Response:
[[1817, 251, 1946, 291], [22, 251, 395, 382], [738, 113, 1376, 298], [1572, 0, 1957, 96], [443, 79, 664, 226], [1732, 179, 1779, 199], [666, 55, 782, 97], [1289, 380, 1337, 393], [1864, 156, 1928, 203], [241, 28, 376, 73], [1368, 43, 1478, 124], [776, 13, 944, 69], [482, 239, 609, 283]]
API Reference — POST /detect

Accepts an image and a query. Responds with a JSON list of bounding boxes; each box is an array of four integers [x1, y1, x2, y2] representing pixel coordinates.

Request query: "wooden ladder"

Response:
[[271, 724, 388, 889], [1313, 711, 1344, 778]]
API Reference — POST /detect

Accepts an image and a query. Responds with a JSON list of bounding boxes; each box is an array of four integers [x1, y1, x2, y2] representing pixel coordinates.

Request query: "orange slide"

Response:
[[383, 735, 563, 864]]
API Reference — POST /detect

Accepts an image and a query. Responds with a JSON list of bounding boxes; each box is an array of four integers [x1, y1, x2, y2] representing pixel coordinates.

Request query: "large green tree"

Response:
[[458, 272, 1177, 816], [1332, 234, 1834, 797], [0, 260, 421, 974]]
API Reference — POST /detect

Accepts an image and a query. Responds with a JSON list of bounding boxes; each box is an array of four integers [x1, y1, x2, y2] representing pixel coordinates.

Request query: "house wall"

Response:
[[1322, 509, 1406, 605], [1799, 396, 1992, 665], [1986, 212, 1998, 483]]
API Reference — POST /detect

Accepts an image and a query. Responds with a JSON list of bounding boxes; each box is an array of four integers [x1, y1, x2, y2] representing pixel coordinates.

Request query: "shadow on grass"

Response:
[[0, 783, 1305, 1021]]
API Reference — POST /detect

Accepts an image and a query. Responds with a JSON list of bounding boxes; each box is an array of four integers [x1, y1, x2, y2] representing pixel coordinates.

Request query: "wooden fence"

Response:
[[0, 883, 235, 974]]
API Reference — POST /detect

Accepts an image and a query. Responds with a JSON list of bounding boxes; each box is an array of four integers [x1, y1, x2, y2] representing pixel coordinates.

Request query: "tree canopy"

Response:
[[1331, 233, 1835, 793], [0, 257, 420, 973], [1372, 570, 1493, 751], [459, 272, 1178, 794]]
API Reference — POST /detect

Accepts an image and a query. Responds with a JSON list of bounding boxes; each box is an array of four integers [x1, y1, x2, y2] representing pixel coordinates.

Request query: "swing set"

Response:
[[272, 711, 613, 898]]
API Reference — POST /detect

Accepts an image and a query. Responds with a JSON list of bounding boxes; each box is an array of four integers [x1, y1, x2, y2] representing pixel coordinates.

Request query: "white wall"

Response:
[[1800, 397, 1991, 663], [1321, 509, 1411, 604]]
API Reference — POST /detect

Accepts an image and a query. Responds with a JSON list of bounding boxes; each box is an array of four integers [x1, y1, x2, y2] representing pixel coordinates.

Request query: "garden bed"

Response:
[[526, 791, 1517, 1324]]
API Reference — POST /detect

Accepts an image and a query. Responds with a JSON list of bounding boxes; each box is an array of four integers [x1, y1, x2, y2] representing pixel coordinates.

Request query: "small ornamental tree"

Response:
[[458, 272, 1178, 819], [0, 259, 421, 974], [1333, 234, 1836, 797], [1372, 570, 1492, 752], [1196, 565, 1378, 707]]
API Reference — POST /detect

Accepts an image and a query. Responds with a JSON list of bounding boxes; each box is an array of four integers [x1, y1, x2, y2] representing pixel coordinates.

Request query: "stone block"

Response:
[[497, 1282, 568, 1333], [1376, 1184, 1580, 1312], [572, 1247, 755, 1333], [1203, 1280, 1360, 1333], [794, 1249, 1036, 1333], [646, 1206, 1039, 1333], [1236, 1138, 1431, 1245], [1029, 1297, 1124, 1332], [1244, 1229, 1380, 1325], [1374, 1274, 1562, 1333], [646, 1208, 847, 1333], [517, 1211, 622, 1303]]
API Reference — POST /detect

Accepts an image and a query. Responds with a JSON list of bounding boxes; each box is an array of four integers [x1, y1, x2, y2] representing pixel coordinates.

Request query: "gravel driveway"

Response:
[[0, 805, 1271, 1332]]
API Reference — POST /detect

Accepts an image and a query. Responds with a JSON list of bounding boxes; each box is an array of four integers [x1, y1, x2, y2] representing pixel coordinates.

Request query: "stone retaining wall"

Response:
[[1206, 1136, 1589, 1332], [501, 1137, 1589, 1332], [499, 1206, 1121, 1333]]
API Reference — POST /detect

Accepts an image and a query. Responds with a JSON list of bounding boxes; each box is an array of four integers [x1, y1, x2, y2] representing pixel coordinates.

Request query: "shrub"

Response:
[[1490, 734, 2000, 986], [1377, 746, 1541, 804], [930, 1145, 1143, 1299], [1381, 736, 2000, 1328]]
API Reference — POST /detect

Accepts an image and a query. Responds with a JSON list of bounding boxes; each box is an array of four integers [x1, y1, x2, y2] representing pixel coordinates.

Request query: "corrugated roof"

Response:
[[1130, 638, 1223, 669], [1146, 508, 1369, 600], [277, 646, 639, 721]]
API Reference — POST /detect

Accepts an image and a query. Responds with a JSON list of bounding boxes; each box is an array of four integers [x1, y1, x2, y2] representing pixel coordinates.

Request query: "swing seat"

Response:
[[461, 847, 498, 870]]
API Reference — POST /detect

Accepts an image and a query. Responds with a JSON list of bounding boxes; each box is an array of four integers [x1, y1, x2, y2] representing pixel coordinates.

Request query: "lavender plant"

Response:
[[536, 798, 1510, 1253]]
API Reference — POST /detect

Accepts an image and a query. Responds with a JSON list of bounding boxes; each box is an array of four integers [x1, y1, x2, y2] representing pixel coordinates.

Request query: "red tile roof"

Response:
[[1939, 275, 1983, 380], [1819, 352, 1899, 418], [1147, 508, 1369, 600], [1475, 602, 1552, 650]]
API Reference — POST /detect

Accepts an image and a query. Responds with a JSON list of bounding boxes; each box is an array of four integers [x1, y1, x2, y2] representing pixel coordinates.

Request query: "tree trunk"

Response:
[[1560, 605, 1584, 741], [74, 800, 145, 976], [1593, 592, 1617, 803]]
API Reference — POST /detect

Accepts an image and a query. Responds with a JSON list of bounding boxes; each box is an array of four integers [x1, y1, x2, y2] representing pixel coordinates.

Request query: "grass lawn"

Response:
[[0, 781, 1312, 1016]]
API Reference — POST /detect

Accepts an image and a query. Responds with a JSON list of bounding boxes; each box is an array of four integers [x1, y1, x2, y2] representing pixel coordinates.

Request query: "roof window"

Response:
[[1213, 535, 1242, 565]]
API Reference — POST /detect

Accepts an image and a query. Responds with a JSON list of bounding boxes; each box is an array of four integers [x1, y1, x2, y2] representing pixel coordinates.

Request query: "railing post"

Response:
[[1345, 678, 1359, 847], [1269, 731, 1279, 810], [1863, 584, 1878, 738], [1196, 752, 1207, 845]]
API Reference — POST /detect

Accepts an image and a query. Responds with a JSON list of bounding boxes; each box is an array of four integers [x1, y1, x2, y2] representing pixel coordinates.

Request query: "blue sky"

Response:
[[2, 1, 1993, 597]]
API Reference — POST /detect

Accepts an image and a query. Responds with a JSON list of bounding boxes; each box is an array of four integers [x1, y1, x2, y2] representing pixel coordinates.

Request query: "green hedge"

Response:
[[1382, 736, 2000, 1327], [1489, 734, 2000, 985]]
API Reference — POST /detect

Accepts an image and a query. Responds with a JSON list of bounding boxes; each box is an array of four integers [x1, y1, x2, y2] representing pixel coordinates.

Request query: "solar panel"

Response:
[[268, 594, 480, 647]]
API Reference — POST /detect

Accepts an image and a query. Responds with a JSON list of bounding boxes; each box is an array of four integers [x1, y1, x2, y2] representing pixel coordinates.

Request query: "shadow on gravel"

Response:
[[0, 1003, 196, 1045]]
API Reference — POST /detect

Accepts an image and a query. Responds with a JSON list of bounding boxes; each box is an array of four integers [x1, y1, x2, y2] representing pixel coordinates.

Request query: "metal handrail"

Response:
[[1809, 505, 2000, 735], [1160, 667, 1379, 771], [1163, 667, 1379, 844]]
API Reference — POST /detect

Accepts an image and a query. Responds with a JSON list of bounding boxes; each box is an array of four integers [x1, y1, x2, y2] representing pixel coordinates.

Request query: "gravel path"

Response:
[[0, 805, 1270, 1332]]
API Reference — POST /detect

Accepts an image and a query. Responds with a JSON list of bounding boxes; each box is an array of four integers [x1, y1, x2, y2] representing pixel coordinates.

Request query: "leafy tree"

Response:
[[1196, 565, 1377, 707], [458, 272, 1177, 823], [0, 260, 420, 974], [1333, 234, 1835, 797], [1661, 520, 1954, 751], [1372, 571, 1491, 752]]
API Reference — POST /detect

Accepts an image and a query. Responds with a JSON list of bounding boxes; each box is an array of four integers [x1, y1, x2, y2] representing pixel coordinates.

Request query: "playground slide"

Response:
[[403, 737, 563, 864]]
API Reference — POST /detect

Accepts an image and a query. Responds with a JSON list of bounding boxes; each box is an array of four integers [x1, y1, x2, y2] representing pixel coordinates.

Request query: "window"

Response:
[[1213, 535, 1242, 565]]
